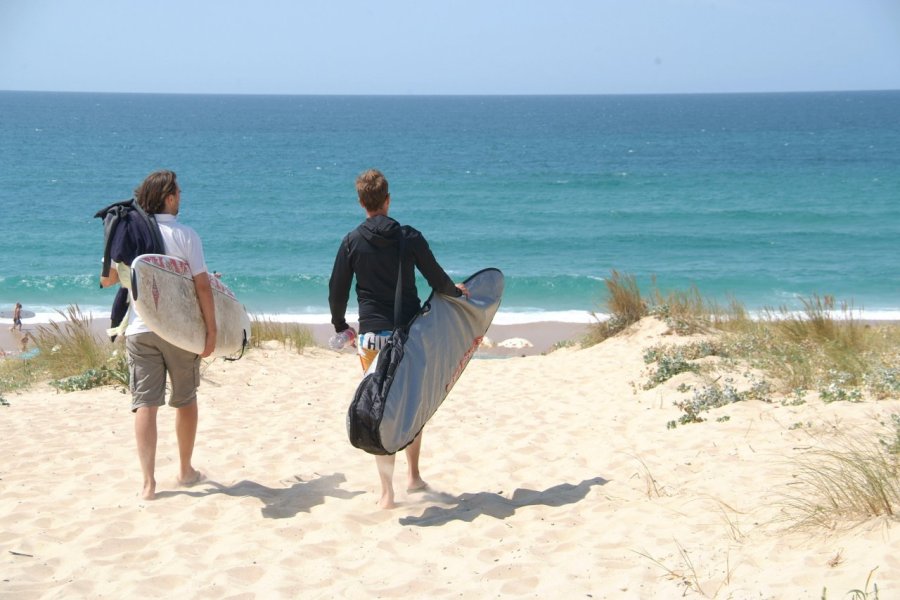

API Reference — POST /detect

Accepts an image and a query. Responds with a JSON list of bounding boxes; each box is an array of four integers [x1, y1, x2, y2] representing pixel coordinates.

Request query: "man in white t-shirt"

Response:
[[102, 170, 216, 500]]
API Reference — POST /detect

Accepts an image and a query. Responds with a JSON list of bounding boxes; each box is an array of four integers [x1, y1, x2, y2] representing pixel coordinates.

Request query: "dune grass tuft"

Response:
[[31, 306, 111, 377], [1, 305, 127, 393], [585, 270, 722, 345], [781, 425, 900, 530], [584, 270, 647, 344], [648, 280, 717, 335], [250, 317, 315, 352]]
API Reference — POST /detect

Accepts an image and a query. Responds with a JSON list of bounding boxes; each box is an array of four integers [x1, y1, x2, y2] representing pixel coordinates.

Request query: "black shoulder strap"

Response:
[[393, 234, 406, 328]]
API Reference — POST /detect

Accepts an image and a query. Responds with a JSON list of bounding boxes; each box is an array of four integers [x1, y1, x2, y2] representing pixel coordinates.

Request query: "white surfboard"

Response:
[[130, 254, 251, 357]]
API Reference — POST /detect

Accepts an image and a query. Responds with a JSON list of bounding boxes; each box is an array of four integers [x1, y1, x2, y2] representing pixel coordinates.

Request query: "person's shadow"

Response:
[[156, 472, 364, 519], [399, 476, 607, 527]]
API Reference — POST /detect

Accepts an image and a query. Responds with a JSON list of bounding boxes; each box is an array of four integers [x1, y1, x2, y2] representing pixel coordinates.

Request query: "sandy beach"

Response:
[[2, 317, 899, 598]]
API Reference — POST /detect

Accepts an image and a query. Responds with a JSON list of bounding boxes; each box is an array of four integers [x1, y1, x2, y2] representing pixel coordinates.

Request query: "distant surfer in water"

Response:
[[329, 169, 469, 509], [100, 170, 216, 500]]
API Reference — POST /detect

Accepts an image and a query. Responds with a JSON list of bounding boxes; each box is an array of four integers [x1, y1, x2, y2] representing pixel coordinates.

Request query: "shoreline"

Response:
[[0, 318, 594, 359], [5, 312, 900, 359]]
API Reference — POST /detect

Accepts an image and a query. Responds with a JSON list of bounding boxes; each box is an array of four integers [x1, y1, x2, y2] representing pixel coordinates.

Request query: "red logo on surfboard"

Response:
[[151, 276, 160, 310], [143, 254, 237, 301]]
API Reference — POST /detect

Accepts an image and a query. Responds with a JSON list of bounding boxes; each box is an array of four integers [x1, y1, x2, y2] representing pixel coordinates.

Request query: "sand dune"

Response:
[[2, 318, 898, 598]]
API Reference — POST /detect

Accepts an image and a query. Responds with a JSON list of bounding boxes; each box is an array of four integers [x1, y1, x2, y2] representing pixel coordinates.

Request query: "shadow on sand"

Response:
[[399, 476, 608, 527], [155, 472, 364, 519]]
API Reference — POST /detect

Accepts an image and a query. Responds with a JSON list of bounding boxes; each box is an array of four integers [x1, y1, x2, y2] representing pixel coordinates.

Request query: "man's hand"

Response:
[[200, 330, 217, 358], [193, 272, 218, 358], [99, 262, 120, 288]]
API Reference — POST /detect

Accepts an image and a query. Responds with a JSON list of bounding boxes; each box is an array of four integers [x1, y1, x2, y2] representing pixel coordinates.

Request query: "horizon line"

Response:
[[2, 88, 899, 98]]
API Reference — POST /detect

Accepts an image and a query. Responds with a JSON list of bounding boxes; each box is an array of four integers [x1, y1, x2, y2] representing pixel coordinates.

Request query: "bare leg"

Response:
[[134, 406, 159, 500], [375, 454, 396, 509], [175, 401, 202, 485], [405, 431, 427, 492]]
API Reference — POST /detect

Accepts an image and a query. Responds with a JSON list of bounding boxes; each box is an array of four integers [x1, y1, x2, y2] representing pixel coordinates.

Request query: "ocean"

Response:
[[1, 90, 898, 325]]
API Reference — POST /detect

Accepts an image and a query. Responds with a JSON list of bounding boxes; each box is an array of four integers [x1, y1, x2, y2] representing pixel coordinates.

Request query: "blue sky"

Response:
[[1, 0, 898, 95]]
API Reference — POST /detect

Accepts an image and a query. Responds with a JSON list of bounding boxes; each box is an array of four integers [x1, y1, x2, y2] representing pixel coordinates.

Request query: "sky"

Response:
[[1, 0, 899, 95]]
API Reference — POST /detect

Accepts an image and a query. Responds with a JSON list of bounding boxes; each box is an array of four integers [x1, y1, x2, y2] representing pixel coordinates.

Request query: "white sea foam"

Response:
[[13, 307, 900, 327], [17, 309, 600, 326]]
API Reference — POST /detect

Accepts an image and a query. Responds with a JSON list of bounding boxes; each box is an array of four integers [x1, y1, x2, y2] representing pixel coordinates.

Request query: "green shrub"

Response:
[[669, 379, 743, 427], [643, 350, 699, 389], [642, 341, 723, 390]]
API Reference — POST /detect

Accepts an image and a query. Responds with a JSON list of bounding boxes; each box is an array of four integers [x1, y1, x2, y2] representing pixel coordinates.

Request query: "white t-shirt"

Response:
[[125, 213, 208, 336]]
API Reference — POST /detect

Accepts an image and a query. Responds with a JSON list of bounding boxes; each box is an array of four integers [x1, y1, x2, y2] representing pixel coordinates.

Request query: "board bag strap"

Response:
[[392, 235, 406, 328]]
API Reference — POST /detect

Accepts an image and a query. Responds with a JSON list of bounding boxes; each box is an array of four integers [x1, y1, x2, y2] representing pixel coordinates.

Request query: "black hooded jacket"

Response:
[[329, 215, 461, 334]]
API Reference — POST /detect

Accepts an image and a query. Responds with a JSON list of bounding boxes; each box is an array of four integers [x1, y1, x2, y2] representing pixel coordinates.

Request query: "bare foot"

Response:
[[142, 480, 156, 501], [378, 492, 396, 509], [178, 469, 205, 487], [407, 478, 428, 493]]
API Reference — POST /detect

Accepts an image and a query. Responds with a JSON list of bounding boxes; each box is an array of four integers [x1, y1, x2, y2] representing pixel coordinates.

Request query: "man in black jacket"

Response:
[[329, 169, 468, 509]]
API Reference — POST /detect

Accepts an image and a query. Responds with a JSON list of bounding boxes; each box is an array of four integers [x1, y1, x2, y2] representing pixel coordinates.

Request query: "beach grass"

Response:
[[250, 317, 315, 352], [589, 271, 900, 532], [782, 415, 900, 531], [1, 310, 317, 395], [781, 437, 900, 531], [584, 269, 646, 344], [590, 270, 900, 401], [0, 305, 125, 393]]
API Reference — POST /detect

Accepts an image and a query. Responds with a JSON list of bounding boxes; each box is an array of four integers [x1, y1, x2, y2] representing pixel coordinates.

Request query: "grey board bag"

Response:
[[347, 267, 504, 455]]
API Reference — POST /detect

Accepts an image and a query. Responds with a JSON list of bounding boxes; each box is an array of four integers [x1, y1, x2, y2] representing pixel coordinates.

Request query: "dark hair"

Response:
[[356, 169, 389, 211], [135, 170, 178, 214]]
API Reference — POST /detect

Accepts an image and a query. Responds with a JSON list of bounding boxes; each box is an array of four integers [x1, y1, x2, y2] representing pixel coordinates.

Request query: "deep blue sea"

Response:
[[1, 91, 898, 324]]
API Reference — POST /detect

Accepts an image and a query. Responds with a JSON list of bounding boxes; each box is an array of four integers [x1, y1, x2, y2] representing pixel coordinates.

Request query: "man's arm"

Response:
[[328, 237, 353, 332], [412, 234, 463, 297], [192, 272, 217, 358]]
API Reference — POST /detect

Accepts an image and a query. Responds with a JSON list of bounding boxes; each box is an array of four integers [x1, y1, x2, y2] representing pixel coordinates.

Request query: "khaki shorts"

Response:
[[357, 331, 391, 373], [125, 332, 200, 412]]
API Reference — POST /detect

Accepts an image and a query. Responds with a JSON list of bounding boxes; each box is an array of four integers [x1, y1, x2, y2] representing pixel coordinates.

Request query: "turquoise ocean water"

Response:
[[1, 91, 898, 324]]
